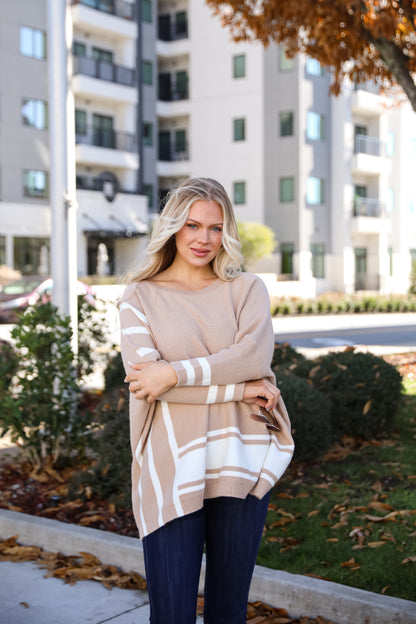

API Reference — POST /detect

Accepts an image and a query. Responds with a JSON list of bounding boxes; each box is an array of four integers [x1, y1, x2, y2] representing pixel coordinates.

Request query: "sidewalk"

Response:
[[1, 509, 415, 624]]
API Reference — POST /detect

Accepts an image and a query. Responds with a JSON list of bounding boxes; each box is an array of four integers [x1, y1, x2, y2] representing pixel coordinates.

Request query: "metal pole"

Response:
[[46, 0, 78, 353]]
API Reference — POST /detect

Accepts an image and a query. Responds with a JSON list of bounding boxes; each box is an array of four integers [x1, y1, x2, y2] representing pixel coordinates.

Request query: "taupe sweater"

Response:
[[119, 272, 294, 538]]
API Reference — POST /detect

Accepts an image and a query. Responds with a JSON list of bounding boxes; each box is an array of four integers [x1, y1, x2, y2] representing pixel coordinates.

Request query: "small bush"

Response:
[[0, 340, 18, 399], [275, 374, 332, 461], [272, 342, 306, 369], [104, 351, 125, 392], [291, 351, 402, 439], [70, 387, 131, 508], [1, 303, 97, 467]]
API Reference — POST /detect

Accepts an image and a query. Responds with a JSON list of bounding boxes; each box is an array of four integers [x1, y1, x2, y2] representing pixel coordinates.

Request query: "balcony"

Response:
[[71, 0, 136, 39], [158, 75, 189, 101], [352, 81, 390, 117], [72, 0, 135, 21], [351, 198, 390, 235], [352, 134, 392, 176], [75, 126, 138, 168], [353, 197, 385, 217], [76, 174, 135, 194], [157, 144, 190, 177], [73, 56, 135, 87], [76, 126, 136, 151]]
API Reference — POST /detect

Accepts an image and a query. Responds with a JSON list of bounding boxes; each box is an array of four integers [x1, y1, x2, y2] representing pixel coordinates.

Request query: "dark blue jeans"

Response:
[[142, 493, 270, 624]]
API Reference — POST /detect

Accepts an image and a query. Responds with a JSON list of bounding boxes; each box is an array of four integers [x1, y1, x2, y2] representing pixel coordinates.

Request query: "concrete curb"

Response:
[[1, 509, 415, 624]]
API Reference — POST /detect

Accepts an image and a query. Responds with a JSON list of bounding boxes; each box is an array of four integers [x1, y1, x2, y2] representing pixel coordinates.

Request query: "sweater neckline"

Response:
[[143, 278, 223, 294]]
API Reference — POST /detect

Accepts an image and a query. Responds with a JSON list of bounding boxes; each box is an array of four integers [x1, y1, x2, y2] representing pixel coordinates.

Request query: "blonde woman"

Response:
[[120, 177, 294, 624]]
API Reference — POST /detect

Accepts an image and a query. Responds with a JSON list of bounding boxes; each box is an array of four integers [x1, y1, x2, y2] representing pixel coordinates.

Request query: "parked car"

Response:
[[0, 276, 95, 323]]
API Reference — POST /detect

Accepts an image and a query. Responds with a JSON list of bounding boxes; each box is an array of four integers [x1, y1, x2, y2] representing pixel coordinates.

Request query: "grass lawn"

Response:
[[258, 378, 416, 602]]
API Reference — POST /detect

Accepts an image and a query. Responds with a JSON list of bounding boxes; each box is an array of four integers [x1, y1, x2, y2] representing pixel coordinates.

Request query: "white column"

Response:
[[46, 0, 78, 352]]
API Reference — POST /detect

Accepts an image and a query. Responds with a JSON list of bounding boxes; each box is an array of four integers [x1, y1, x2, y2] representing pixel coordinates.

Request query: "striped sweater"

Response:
[[119, 272, 294, 538]]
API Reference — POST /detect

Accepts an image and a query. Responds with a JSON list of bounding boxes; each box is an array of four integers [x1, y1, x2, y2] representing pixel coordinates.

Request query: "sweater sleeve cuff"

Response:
[[171, 361, 189, 386]]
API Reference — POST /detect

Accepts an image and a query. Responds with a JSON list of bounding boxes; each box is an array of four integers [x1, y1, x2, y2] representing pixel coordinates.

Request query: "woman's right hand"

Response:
[[242, 379, 281, 412]]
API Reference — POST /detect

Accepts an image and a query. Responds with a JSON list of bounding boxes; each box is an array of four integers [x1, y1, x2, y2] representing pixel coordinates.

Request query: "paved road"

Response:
[[272, 312, 416, 356]]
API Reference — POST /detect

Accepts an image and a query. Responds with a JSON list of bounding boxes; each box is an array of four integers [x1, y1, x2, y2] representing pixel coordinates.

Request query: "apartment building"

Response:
[[0, 0, 151, 277], [154, 0, 416, 295], [1, 0, 415, 292]]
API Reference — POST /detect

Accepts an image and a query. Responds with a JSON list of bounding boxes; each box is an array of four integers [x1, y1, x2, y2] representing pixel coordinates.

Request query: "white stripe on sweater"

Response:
[[120, 301, 148, 325], [224, 384, 236, 401], [181, 360, 196, 385], [136, 347, 157, 357], [122, 326, 149, 335], [197, 357, 211, 385], [146, 433, 164, 527], [206, 385, 218, 404], [161, 402, 184, 517]]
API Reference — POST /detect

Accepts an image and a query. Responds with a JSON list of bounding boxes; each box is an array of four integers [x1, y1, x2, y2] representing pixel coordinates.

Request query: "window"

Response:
[[144, 184, 153, 208], [143, 60, 153, 85], [143, 122, 153, 146], [75, 109, 87, 135], [92, 47, 113, 63], [92, 114, 114, 148], [311, 243, 325, 278], [23, 170, 48, 198], [175, 11, 188, 37], [21, 99, 48, 129], [233, 54, 246, 78], [279, 111, 293, 137], [279, 48, 294, 71], [307, 177, 325, 204], [233, 181, 246, 205], [388, 246, 393, 276], [233, 118, 245, 141], [175, 129, 186, 154], [306, 57, 323, 76], [20, 26, 46, 59], [176, 70, 188, 98], [73, 41, 86, 57], [279, 177, 294, 202], [307, 112, 325, 140], [142, 0, 152, 23], [280, 243, 294, 274], [386, 131, 394, 157], [13, 237, 50, 275], [410, 249, 416, 270]]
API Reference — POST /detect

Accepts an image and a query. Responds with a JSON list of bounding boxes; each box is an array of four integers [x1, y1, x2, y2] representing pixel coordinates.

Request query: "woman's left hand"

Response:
[[242, 378, 281, 411], [125, 361, 178, 403]]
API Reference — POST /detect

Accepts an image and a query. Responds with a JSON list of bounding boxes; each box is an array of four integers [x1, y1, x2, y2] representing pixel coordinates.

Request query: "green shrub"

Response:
[[275, 374, 332, 461], [272, 342, 306, 369], [0, 339, 18, 399], [1, 303, 97, 467], [69, 387, 131, 508], [104, 351, 125, 392], [291, 351, 402, 439]]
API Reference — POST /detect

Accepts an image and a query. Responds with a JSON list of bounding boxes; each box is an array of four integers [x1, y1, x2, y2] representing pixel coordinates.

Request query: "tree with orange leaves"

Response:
[[206, 0, 416, 111]]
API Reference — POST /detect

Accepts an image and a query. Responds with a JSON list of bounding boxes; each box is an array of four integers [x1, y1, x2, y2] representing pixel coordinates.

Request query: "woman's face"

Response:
[[174, 200, 223, 270]]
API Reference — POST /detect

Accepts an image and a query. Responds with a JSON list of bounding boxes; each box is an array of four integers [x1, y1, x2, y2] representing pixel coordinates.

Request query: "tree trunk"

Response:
[[372, 37, 416, 112]]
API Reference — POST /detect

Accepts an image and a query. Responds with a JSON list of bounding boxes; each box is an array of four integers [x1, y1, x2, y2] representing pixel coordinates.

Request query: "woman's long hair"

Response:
[[129, 178, 243, 282]]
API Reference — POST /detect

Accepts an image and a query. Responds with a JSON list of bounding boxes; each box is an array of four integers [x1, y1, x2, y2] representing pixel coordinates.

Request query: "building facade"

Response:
[[1, 0, 415, 293], [0, 0, 151, 278]]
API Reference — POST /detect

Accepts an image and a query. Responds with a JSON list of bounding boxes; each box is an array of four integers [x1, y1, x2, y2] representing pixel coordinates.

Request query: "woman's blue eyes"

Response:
[[186, 223, 222, 232]]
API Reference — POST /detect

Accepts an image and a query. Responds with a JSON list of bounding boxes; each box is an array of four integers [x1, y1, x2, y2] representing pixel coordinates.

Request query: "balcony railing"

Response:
[[355, 134, 388, 157], [72, 0, 135, 21], [73, 56, 135, 87], [158, 145, 189, 162], [76, 126, 136, 152], [353, 197, 385, 217], [76, 175, 135, 193]]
